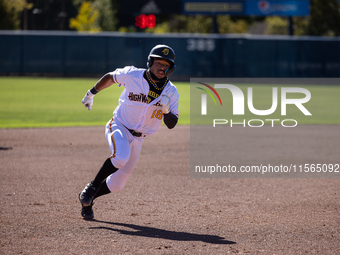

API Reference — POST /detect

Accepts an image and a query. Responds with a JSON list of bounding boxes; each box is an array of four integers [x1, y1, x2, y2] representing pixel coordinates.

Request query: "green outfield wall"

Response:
[[0, 31, 339, 79]]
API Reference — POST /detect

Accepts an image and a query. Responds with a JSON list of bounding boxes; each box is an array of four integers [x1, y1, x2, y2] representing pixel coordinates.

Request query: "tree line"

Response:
[[1, 0, 339, 36]]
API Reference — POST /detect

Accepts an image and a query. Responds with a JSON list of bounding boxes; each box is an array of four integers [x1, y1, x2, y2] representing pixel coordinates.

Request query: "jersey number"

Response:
[[151, 109, 163, 120]]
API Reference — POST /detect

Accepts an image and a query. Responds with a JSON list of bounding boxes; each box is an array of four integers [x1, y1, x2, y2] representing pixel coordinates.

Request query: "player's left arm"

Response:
[[163, 112, 178, 129], [160, 88, 179, 129]]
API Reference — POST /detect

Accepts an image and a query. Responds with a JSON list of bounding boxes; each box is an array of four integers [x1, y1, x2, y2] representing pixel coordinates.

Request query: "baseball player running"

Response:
[[78, 44, 179, 219]]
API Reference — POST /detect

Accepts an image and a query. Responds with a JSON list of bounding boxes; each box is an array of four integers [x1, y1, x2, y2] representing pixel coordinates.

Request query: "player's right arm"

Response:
[[92, 73, 115, 92], [82, 67, 132, 111], [81, 73, 115, 111]]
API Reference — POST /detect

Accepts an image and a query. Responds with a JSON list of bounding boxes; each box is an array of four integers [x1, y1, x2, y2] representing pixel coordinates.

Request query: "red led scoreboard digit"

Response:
[[135, 14, 156, 29]]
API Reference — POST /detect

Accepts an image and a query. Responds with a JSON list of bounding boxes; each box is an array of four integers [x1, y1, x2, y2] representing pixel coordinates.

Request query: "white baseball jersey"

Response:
[[109, 66, 179, 136]]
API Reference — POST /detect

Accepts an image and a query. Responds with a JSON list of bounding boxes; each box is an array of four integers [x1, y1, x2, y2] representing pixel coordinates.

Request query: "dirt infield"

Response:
[[0, 125, 339, 255]]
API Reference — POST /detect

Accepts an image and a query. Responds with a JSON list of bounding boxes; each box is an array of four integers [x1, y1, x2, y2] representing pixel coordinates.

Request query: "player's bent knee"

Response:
[[109, 143, 131, 169], [106, 169, 130, 193], [110, 155, 130, 169]]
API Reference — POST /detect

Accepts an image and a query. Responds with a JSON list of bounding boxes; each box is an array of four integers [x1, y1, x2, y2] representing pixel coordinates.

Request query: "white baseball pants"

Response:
[[104, 118, 144, 193]]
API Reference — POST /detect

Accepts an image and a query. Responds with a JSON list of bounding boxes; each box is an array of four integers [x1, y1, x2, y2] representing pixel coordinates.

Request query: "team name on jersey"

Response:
[[148, 90, 159, 99], [128, 91, 163, 106], [148, 90, 161, 104], [128, 92, 148, 103]]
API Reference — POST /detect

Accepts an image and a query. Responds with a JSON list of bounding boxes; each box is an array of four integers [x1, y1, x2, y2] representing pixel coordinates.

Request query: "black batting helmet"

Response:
[[147, 44, 176, 77]]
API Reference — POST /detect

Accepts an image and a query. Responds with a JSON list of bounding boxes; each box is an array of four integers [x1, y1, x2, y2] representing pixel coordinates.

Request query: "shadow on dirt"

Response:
[[89, 220, 236, 245], [0, 147, 12, 150]]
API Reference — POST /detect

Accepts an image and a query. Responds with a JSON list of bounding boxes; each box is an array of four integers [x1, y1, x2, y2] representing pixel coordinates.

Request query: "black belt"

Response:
[[127, 128, 143, 137]]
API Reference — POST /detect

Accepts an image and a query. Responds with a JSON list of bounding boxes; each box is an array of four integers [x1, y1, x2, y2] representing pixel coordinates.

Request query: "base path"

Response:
[[0, 126, 339, 254]]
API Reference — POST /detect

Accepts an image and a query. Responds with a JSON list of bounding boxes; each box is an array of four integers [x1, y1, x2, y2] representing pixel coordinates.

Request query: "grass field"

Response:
[[1, 77, 339, 128], [0, 77, 190, 128]]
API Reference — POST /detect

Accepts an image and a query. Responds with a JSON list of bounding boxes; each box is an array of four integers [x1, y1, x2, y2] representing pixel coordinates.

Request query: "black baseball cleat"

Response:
[[79, 182, 97, 207], [81, 202, 94, 219]]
